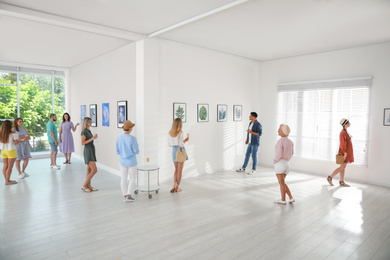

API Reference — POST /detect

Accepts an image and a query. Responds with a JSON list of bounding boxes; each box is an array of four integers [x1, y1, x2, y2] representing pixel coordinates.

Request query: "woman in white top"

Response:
[[168, 118, 189, 192], [0, 120, 20, 185]]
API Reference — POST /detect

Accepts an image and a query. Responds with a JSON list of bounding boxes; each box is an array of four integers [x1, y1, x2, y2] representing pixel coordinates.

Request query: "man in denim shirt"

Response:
[[237, 112, 262, 174]]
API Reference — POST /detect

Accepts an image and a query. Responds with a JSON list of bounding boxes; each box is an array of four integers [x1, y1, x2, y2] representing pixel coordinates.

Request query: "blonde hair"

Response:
[[169, 118, 183, 137], [82, 117, 91, 131]]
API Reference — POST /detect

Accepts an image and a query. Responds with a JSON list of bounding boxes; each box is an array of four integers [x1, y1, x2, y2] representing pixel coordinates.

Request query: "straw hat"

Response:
[[122, 120, 135, 130], [281, 124, 290, 136], [340, 118, 349, 126]]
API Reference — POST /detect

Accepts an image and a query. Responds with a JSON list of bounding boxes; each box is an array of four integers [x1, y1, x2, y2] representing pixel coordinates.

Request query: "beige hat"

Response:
[[122, 120, 135, 130], [281, 124, 290, 136], [340, 118, 349, 126]]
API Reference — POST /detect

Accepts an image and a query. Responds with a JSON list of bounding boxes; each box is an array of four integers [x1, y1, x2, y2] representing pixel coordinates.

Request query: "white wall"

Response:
[[144, 39, 260, 182], [69, 39, 260, 182], [257, 42, 390, 187], [70, 43, 136, 172]]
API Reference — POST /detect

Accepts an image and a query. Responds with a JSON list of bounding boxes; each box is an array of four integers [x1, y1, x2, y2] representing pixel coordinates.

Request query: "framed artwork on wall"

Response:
[[173, 102, 186, 122], [384, 108, 390, 126], [89, 104, 97, 127], [233, 105, 242, 121], [80, 105, 86, 123], [217, 104, 227, 122], [102, 103, 109, 127], [197, 104, 209, 122], [117, 101, 127, 128]]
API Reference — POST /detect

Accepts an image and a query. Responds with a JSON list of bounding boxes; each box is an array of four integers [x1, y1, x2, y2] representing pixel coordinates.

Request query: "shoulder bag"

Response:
[[176, 133, 187, 163]]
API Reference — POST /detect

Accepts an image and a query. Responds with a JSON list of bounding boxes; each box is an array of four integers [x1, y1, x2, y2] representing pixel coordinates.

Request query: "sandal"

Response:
[[339, 181, 350, 187], [90, 187, 98, 191], [63, 161, 68, 164], [81, 187, 92, 192], [327, 176, 334, 186], [170, 187, 176, 193]]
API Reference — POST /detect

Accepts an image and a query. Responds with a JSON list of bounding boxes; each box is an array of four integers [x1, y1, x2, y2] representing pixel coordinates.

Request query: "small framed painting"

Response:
[[80, 105, 86, 123], [217, 104, 227, 122], [233, 105, 242, 121], [89, 104, 97, 127], [117, 101, 128, 128], [384, 108, 390, 126], [197, 104, 209, 122], [173, 103, 186, 123], [102, 103, 109, 127]]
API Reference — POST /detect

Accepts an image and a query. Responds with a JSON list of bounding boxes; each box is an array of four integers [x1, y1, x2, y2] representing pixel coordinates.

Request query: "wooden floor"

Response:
[[1, 158, 390, 260]]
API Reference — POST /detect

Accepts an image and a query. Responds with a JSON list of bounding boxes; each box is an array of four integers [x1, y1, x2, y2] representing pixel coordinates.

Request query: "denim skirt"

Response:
[[172, 145, 188, 162]]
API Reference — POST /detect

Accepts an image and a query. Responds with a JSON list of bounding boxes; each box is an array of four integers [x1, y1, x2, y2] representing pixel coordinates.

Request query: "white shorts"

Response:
[[274, 159, 290, 174]]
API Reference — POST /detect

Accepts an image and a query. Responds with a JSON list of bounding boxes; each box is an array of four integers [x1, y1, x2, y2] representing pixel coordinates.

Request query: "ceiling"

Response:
[[0, 0, 390, 68]]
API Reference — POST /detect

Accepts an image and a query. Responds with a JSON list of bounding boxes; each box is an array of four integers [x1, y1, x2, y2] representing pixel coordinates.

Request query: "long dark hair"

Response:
[[14, 118, 22, 131], [0, 120, 13, 144], [63, 113, 71, 122]]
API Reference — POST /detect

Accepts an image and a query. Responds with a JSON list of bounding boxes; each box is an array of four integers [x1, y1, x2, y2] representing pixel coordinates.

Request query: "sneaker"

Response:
[[236, 168, 245, 172], [18, 173, 26, 179], [23, 172, 29, 177], [50, 164, 53, 168], [247, 170, 256, 175], [53, 165, 60, 170], [275, 200, 286, 205], [124, 196, 136, 202], [289, 198, 295, 203]]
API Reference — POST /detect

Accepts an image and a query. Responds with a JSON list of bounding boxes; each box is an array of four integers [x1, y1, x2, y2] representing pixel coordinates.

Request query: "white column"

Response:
[[136, 40, 145, 164]]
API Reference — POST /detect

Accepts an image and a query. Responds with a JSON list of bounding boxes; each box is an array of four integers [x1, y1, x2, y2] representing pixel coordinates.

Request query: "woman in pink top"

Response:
[[274, 124, 294, 205]]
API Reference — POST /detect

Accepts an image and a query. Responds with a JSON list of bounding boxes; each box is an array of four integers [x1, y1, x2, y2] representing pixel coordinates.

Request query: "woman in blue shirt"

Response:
[[116, 120, 139, 201]]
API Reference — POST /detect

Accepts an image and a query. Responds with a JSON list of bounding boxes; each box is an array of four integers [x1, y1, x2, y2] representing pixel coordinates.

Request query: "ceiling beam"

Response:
[[0, 3, 145, 41], [148, 0, 250, 38]]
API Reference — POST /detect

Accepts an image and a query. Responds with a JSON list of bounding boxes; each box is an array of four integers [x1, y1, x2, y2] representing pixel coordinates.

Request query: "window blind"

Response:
[[277, 77, 371, 166]]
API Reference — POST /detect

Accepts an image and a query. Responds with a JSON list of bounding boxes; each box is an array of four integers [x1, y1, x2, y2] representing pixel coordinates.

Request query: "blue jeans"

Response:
[[242, 144, 259, 170]]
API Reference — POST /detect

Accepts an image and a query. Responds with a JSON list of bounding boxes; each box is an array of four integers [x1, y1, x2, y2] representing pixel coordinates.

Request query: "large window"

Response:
[[277, 77, 371, 166], [0, 66, 65, 152]]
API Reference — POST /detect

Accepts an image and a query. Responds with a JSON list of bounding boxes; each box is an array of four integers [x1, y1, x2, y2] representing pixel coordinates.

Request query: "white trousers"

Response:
[[120, 165, 137, 196]]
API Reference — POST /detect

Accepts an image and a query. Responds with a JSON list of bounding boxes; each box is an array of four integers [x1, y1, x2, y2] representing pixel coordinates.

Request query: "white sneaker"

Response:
[[23, 172, 29, 177], [275, 200, 286, 205], [50, 164, 53, 168], [18, 173, 26, 179], [53, 165, 60, 170], [289, 198, 295, 203], [236, 168, 245, 172], [247, 170, 256, 175]]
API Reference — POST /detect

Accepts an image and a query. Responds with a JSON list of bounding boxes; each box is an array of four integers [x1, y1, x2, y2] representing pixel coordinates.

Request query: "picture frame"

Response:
[[173, 102, 186, 123], [102, 103, 109, 127], [384, 108, 390, 126], [117, 101, 128, 128], [217, 104, 227, 122], [80, 105, 86, 123], [197, 103, 209, 122], [233, 105, 242, 121], [89, 104, 97, 127]]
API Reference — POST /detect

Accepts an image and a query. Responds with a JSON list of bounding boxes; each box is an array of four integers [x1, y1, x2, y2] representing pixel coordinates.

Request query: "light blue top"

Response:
[[46, 121, 58, 143], [116, 134, 139, 167]]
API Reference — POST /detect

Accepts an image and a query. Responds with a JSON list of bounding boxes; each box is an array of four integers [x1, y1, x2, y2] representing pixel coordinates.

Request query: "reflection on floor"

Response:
[[1, 158, 390, 260]]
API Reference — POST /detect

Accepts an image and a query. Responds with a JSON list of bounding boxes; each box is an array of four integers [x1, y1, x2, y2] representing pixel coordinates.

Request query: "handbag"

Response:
[[176, 133, 187, 162], [336, 153, 344, 164]]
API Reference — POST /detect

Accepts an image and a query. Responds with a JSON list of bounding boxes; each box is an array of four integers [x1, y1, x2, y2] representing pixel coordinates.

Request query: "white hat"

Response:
[[340, 118, 349, 126], [281, 124, 290, 136]]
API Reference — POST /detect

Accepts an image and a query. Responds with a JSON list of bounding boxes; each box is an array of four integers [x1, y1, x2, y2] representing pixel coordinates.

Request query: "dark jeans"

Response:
[[242, 144, 259, 170]]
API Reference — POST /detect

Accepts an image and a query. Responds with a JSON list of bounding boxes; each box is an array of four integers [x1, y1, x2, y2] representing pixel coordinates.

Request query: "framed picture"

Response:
[[117, 101, 127, 128], [80, 105, 86, 123], [233, 105, 242, 121], [102, 103, 109, 127], [384, 108, 390, 126], [89, 104, 97, 127], [197, 104, 209, 122], [173, 103, 186, 122], [217, 104, 227, 122]]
